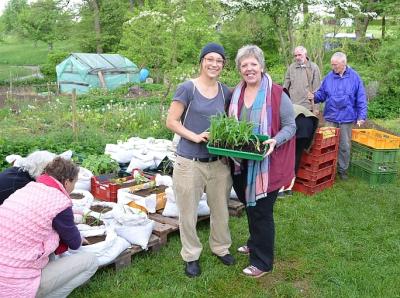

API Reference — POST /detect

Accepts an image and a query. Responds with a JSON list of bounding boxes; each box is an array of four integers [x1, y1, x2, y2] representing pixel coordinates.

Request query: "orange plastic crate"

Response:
[[352, 129, 400, 149]]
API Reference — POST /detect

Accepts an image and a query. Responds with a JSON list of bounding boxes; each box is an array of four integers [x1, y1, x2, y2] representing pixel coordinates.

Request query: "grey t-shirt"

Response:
[[174, 80, 232, 158]]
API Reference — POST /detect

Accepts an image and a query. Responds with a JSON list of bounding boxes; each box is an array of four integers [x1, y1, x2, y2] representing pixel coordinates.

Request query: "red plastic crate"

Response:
[[293, 177, 335, 195], [308, 143, 338, 156], [299, 150, 338, 171], [295, 168, 336, 187], [297, 164, 336, 181], [312, 127, 340, 150], [91, 174, 149, 202]]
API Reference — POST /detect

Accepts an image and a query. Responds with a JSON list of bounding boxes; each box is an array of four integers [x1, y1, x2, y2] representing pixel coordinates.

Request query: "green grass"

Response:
[[69, 177, 400, 297], [0, 94, 399, 297], [373, 119, 400, 135], [0, 65, 36, 80], [0, 35, 80, 65]]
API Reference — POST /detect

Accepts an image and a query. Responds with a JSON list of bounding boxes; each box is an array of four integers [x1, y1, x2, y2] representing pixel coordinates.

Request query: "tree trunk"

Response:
[[381, 15, 385, 39], [90, 0, 102, 53], [273, 16, 291, 67], [355, 15, 370, 40]]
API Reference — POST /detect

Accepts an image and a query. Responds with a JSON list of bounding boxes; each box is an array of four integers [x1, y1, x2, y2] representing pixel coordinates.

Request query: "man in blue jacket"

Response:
[[308, 52, 367, 180]]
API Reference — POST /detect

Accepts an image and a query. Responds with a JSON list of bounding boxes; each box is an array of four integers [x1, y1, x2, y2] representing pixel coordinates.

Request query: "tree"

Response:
[[18, 0, 72, 50], [119, 0, 222, 83], [1, 0, 28, 33], [220, 0, 306, 66], [76, 0, 130, 53]]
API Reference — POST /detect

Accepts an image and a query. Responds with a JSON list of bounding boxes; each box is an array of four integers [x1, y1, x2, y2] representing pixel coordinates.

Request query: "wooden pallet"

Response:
[[106, 199, 245, 271], [107, 233, 162, 270], [228, 199, 245, 217]]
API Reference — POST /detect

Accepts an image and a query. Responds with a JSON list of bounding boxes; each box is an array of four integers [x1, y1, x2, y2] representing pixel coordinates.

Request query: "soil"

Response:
[[125, 86, 153, 99], [83, 235, 106, 246], [84, 216, 104, 227], [133, 185, 167, 197], [70, 193, 84, 200], [90, 205, 112, 213]]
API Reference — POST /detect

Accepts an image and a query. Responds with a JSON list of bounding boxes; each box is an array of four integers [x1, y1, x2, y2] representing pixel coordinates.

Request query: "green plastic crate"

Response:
[[207, 134, 269, 161], [349, 162, 398, 184], [351, 141, 399, 172]]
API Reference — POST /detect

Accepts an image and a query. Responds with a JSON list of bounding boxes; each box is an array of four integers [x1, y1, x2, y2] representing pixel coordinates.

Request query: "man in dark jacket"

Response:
[[308, 52, 367, 180]]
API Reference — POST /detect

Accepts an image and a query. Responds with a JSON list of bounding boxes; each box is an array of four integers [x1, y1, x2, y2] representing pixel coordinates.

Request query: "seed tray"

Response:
[[207, 134, 269, 161]]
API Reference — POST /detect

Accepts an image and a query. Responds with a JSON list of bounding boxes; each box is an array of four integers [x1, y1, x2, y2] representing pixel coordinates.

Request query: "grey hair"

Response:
[[294, 46, 307, 55], [19, 150, 57, 179], [235, 45, 265, 71], [331, 52, 347, 64]]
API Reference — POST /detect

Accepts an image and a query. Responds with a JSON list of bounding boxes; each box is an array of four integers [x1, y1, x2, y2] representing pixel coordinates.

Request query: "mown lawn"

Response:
[[0, 65, 36, 81], [0, 35, 80, 66], [70, 176, 400, 298]]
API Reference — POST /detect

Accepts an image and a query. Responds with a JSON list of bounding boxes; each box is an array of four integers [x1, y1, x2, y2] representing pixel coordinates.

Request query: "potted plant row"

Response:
[[207, 114, 269, 161]]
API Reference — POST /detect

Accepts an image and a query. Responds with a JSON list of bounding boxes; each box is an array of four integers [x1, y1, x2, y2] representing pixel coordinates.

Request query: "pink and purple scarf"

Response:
[[228, 74, 272, 206]]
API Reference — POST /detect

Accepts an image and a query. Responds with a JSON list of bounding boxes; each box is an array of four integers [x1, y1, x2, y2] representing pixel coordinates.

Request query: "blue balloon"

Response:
[[139, 68, 150, 82]]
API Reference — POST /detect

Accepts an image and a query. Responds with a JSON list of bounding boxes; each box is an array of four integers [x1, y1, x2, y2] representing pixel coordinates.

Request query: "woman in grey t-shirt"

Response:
[[166, 43, 234, 278]]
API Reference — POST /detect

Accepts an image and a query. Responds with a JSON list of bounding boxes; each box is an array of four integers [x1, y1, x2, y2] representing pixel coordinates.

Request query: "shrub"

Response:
[[368, 95, 400, 119], [40, 50, 69, 80]]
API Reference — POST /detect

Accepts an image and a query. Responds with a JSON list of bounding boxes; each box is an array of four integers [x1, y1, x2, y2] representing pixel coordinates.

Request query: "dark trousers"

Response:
[[295, 138, 309, 173], [231, 160, 279, 272]]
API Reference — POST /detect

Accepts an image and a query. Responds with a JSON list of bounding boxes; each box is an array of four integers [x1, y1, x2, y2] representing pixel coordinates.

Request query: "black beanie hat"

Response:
[[199, 42, 226, 62]]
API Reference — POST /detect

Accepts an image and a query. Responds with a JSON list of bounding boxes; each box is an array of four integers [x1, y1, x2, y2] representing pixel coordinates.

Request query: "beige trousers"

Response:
[[36, 252, 98, 298], [173, 155, 233, 262]]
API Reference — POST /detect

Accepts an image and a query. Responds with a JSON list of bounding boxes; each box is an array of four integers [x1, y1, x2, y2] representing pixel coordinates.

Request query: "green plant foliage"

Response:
[[81, 154, 119, 175], [119, 0, 221, 83], [40, 50, 70, 80], [209, 114, 261, 151], [219, 11, 280, 67], [368, 95, 400, 119]]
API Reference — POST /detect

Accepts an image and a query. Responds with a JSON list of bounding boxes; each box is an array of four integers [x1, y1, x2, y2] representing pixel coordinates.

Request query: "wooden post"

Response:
[[47, 83, 51, 101], [9, 72, 12, 100], [72, 89, 78, 142], [97, 71, 106, 88]]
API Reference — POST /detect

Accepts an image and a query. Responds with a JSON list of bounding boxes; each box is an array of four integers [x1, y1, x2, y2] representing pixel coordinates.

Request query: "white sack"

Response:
[[73, 230, 130, 266], [114, 219, 154, 249], [74, 167, 93, 191], [162, 200, 210, 217]]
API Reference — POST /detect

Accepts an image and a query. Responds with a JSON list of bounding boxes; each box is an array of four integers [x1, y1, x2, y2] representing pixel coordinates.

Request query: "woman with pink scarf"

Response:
[[229, 45, 296, 278], [0, 157, 98, 297]]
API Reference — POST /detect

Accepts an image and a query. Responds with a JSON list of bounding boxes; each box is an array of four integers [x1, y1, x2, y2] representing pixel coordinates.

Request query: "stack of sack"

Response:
[[104, 137, 176, 172]]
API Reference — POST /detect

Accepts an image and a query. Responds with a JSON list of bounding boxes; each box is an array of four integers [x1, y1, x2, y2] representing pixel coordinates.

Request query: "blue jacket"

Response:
[[314, 66, 367, 123]]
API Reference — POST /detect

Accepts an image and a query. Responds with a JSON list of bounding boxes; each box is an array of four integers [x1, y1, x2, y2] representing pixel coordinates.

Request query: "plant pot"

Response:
[[207, 134, 269, 161]]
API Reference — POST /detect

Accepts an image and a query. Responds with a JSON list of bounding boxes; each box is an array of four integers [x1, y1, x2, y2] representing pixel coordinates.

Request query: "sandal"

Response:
[[242, 265, 269, 278], [237, 245, 250, 255]]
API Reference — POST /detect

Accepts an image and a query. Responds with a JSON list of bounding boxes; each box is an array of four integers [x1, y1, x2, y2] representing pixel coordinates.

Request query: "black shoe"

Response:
[[338, 172, 348, 180], [185, 260, 201, 277], [215, 253, 236, 266]]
